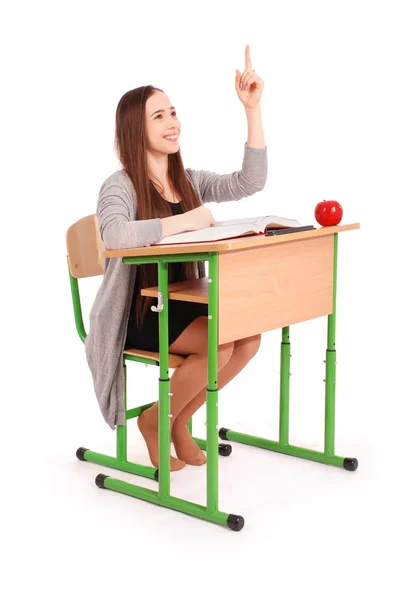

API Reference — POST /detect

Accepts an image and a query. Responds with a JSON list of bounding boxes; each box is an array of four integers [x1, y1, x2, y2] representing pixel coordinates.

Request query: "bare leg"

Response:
[[171, 334, 262, 464], [137, 317, 235, 470], [137, 414, 185, 471]]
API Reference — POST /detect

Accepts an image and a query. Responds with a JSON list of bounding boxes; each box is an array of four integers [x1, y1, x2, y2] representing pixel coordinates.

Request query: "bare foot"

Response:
[[137, 409, 186, 471], [171, 424, 207, 466]]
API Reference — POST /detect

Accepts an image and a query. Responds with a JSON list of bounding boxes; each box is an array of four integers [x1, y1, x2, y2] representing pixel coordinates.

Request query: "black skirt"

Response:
[[124, 199, 209, 353], [124, 296, 209, 353]]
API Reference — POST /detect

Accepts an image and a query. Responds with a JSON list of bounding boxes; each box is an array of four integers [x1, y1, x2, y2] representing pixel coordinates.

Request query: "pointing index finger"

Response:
[[245, 44, 252, 70]]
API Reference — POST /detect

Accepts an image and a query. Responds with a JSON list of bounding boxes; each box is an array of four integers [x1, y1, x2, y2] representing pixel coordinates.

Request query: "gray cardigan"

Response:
[[85, 142, 267, 429]]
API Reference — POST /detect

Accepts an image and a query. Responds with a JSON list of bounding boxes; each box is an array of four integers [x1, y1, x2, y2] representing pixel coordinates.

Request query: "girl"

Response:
[[86, 45, 267, 471]]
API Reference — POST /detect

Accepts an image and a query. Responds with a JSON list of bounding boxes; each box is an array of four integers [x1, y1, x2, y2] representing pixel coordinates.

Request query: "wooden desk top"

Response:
[[102, 222, 360, 259]]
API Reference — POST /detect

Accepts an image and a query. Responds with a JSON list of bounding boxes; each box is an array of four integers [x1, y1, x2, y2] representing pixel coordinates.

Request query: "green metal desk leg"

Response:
[[95, 253, 244, 531], [279, 326, 290, 447], [157, 260, 171, 500], [206, 253, 244, 528], [323, 233, 357, 469], [219, 233, 358, 471], [206, 253, 219, 515]]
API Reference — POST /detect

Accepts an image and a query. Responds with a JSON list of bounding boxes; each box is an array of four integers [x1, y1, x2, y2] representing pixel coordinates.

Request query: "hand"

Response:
[[184, 206, 216, 232], [235, 45, 264, 109]]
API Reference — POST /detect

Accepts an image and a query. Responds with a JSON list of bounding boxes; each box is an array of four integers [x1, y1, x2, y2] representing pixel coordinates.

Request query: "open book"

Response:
[[153, 215, 302, 245]]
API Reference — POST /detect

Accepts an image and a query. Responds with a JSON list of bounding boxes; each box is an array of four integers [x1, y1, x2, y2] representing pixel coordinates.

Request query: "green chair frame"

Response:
[[66, 216, 237, 526]]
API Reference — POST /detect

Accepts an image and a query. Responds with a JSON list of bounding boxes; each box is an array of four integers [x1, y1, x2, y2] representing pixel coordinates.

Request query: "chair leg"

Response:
[[76, 358, 159, 481]]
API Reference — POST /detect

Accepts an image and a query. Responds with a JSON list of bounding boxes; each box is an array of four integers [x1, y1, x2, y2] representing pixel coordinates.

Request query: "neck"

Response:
[[147, 149, 169, 187]]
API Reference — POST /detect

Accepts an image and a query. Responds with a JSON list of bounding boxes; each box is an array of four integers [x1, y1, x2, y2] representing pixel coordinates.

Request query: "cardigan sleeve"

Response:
[[187, 142, 267, 203], [97, 180, 163, 250]]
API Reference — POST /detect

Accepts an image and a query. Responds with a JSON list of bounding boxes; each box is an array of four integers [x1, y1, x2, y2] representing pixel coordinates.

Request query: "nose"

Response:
[[168, 114, 178, 126]]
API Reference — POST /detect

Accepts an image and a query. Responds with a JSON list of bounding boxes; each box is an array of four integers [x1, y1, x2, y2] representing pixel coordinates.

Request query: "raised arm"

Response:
[[187, 45, 267, 203], [188, 142, 267, 203]]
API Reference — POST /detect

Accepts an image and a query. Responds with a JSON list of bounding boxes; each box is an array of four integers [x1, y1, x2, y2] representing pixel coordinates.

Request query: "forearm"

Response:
[[160, 213, 189, 238], [245, 105, 266, 149]]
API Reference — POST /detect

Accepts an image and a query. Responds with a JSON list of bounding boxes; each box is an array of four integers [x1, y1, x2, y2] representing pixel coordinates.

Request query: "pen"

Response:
[[265, 225, 316, 236]]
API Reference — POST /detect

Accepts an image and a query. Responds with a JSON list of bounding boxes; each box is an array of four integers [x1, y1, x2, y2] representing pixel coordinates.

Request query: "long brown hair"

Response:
[[115, 85, 205, 330]]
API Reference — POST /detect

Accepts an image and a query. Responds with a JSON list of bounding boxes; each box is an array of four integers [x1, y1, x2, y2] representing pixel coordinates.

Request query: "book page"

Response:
[[154, 222, 259, 245], [260, 215, 301, 228], [214, 215, 301, 230], [213, 217, 260, 228]]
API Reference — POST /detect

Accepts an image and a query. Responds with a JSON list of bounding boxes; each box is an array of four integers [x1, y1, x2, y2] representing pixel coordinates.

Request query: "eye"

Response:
[[155, 111, 177, 119]]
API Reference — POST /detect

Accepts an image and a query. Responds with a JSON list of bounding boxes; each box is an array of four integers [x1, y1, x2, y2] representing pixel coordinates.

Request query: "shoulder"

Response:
[[185, 167, 199, 183], [97, 169, 137, 219], [99, 169, 135, 197], [185, 167, 203, 194]]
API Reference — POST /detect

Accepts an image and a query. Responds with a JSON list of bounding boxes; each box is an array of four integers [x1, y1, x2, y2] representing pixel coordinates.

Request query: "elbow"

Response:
[[242, 175, 267, 195], [254, 164, 268, 191], [253, 177, 267, 192], [240, 167, 267, 195], [255, 167, 268, 191], [101, 223, 126, 250], [258, 175, 268, 191], [100, 218, 163, 250]]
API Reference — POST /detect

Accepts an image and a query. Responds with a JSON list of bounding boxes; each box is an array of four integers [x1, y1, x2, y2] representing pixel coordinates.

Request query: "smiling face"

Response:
[[145, 91, 181, 155]]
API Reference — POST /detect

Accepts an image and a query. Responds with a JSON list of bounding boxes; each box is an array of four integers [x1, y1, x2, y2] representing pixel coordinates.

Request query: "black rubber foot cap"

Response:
[[154, 469, 159, 482], [219, 427, 230, 441], [76, 447, 89, 461], [95, 473, 109, 489], [227, 514, 245, 531], [218, 443, 232, 457], [343, 457, 358, 471]]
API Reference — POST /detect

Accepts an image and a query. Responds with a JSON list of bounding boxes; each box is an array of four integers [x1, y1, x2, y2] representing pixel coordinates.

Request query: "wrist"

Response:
[[178, 211, 191, 232], [245, 104, 261, 113]]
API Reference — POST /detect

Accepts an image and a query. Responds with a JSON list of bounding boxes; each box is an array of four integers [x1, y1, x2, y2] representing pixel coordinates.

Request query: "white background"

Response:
[[2, 0, 400, 598]]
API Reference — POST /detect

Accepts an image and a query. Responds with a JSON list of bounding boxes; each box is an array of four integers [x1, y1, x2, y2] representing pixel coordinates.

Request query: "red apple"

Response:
[[314, 199, 343, 226]]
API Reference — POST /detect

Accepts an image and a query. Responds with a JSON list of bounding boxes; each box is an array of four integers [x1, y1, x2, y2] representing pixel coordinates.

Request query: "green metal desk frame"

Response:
[[70, 231, 358, 532]]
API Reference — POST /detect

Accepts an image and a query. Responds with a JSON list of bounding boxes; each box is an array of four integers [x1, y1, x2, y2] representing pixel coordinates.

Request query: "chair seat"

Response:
[[123, 347, 187, 368]]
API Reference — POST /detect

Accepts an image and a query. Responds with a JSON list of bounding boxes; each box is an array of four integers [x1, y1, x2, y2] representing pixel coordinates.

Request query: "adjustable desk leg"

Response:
[[206, 253, 219, 515], [324, 233, 338, 456], [279, 326, 291, 446], [157, 261, 171, 500], [219, 233, 358, 472], [93, 253, 244, 531]]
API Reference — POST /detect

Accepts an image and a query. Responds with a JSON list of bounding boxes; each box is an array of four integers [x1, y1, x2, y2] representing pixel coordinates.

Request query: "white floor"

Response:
[[4, 2, 401, 596], [6, 309, 399, 599]]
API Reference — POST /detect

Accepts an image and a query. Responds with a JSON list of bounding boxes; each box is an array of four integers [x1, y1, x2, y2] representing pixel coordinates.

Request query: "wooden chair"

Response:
[[66, 215, 231, 481]]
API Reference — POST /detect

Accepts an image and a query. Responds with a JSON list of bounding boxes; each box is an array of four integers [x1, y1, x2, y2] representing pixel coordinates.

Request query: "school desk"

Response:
[[94, 222, 360, 531]]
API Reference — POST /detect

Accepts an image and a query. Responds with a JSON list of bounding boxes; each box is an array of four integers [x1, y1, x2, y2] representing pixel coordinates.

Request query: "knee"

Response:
[[251, 333, 262, 355], [218, 341, 235, 369], [235, 333, 262, 358]]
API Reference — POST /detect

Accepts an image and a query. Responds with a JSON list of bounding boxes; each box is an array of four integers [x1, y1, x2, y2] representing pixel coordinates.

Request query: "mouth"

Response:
[[163, 134, 179, 143]]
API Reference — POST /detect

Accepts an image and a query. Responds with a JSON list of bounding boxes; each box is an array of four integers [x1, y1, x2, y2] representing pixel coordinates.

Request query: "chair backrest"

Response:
[[66, 214, 105, 279]]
